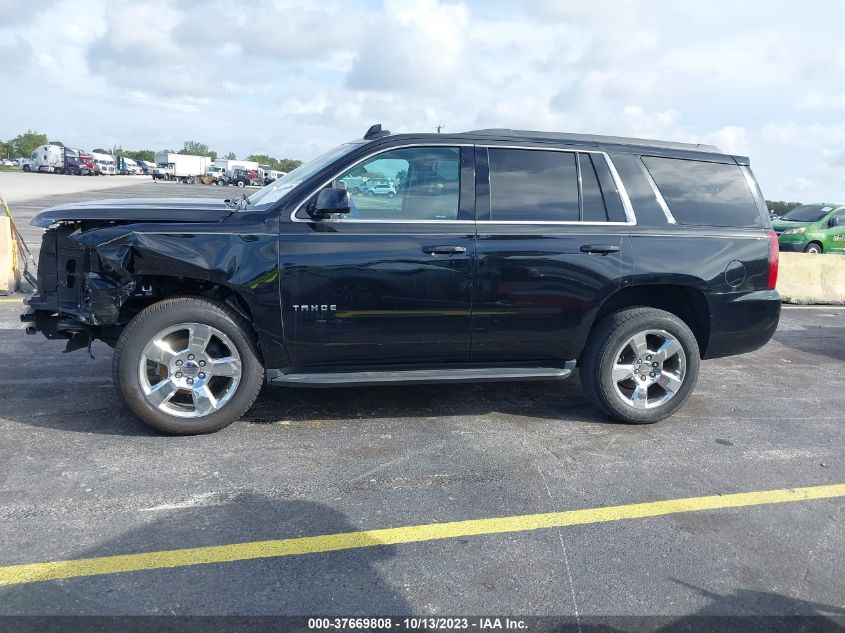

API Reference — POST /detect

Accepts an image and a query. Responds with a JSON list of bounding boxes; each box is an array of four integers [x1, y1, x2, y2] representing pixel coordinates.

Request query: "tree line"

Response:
[[0, 130, 302, 171], [766, 200, 802, 215]]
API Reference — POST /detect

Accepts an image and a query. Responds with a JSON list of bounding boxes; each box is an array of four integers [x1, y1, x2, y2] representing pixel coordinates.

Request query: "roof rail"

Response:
[[466, 128, 720, 153]]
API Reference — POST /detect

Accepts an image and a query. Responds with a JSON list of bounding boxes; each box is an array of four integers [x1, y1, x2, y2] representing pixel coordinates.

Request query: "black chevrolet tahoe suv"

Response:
[[22, 125, 781, 434]]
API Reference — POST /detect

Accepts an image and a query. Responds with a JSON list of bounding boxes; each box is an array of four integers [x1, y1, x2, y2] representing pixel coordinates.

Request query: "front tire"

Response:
[[804, 243, 822, 254], [113, 297, 264, 434], [579, 307, 700, 424]]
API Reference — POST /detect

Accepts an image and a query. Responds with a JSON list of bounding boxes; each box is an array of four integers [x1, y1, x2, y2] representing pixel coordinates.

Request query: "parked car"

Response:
[[1, 159, 15, 167], [772, 203, 845, 253], [22, 124, 780, 435], [365, 183, 397, 197]]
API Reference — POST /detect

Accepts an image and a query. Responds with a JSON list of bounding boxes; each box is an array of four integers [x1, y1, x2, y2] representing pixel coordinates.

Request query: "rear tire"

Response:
[[113, 297, 264, 435], [579, 307, 700, 424], [804, 243, 822, 254]]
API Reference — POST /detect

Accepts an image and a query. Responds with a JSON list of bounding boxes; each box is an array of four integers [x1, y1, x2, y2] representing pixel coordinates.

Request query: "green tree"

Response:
[[277, 158, 302, 172], [766, 200, 802, 216], [247, 154, 302, 172], [246, 154, 278, 169], [180, 140, 216, 160], [120, 149, 155, 162], [92, 148, 109, 154], [8, 130, 48, 158], [224, 151, 236, 160]]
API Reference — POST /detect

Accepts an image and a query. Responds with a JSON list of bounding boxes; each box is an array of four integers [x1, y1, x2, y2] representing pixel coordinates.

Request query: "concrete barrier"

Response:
[[777, 252, 845, 305], [0, 216, 20, 294]]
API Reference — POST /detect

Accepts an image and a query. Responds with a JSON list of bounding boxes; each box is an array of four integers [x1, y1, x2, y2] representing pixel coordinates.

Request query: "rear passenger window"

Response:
[[489, 149, 579, 221], [579, 154, 608, 222], [641, 156, 761, 227]]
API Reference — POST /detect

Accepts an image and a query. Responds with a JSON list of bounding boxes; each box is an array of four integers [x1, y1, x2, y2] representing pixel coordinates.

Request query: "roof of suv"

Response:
[[463, 129, 720, 152], [362, 125, 721, 154]]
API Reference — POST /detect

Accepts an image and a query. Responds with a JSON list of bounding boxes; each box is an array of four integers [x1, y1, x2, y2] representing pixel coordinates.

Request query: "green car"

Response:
[[773, 203, 845, 253]]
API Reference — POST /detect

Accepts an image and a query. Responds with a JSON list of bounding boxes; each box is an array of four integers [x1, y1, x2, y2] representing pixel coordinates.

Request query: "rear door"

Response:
[[279, 145, 476, 367], [472, 146, 631, 362]]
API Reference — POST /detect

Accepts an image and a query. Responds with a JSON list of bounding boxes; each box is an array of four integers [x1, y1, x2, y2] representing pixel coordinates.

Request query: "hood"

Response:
[[31, 197, 233, 228]]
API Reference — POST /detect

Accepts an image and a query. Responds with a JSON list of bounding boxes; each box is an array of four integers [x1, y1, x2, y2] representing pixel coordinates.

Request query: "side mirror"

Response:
[[829, 216, 840, 228], [312, 187, 351, 217]]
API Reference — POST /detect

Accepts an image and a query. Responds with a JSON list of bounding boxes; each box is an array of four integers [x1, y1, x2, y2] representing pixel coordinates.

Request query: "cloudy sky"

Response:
[[2, 0, 844, 201]]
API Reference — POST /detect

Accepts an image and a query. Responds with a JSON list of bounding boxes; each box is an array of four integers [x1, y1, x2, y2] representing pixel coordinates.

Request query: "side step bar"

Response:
[[269, 364, 574, 388]]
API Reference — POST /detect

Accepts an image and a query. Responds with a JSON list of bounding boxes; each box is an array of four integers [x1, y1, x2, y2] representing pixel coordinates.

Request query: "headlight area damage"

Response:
[[22, 225, 139, 351], [21, 218, 278, 355]]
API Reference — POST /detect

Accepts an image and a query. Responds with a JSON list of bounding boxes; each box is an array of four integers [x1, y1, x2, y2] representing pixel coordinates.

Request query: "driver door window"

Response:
[[318, 146, 461, 221]]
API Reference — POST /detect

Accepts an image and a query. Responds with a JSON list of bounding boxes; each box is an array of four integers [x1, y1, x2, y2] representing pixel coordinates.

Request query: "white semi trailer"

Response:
[[152, 152, 212, 183]]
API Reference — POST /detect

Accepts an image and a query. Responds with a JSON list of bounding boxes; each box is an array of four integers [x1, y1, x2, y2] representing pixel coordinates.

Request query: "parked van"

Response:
[[773, 203, 845, 253]]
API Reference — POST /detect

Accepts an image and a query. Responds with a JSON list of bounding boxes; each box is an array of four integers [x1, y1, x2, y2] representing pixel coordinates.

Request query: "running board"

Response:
[[269, 365, 574, 388]]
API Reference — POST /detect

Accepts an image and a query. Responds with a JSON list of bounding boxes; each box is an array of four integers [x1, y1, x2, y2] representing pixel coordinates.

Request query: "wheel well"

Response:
[[116, 276, 255, 331], [593, 285, 710, 358], [806, 241, 823, 251]]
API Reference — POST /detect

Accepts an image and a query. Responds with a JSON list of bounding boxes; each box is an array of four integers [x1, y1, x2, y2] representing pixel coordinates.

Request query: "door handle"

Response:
[[580, 244, 621, 255], [423, 245, 467, 255]]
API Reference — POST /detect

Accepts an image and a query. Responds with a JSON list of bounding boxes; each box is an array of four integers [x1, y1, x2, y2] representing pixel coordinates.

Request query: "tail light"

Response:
[[767, 230, 779, 290]]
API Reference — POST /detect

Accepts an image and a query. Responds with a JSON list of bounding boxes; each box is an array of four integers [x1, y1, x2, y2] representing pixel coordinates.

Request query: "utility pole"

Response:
[[436, 124, 445, 134]]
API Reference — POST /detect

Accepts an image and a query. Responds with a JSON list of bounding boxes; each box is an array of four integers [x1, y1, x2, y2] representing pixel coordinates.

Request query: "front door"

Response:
[[827, 208, 845, 253], [279, 145, 475, 368]]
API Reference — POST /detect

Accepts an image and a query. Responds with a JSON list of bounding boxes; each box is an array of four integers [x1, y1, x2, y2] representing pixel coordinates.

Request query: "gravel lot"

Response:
[[0, 178, 842, 623]]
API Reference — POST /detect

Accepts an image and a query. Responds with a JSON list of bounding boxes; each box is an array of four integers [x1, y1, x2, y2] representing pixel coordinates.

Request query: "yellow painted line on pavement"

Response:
[[0, 483, 842, 587]]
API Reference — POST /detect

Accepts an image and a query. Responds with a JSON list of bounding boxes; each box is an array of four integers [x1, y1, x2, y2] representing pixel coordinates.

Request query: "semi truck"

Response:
[[21, 145, 96, 175], [153, 152, 212, 183], [117, 156, 143, 175], [91, 152, 117, 175]]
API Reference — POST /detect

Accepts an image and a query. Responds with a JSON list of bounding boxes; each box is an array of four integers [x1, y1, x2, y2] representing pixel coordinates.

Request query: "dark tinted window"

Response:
[[592, 154, 627, 222], [781, 204, 833, 223], [579, 153, 608, 222], [489, 149, 579, 221], [642, 156, 761, 227]]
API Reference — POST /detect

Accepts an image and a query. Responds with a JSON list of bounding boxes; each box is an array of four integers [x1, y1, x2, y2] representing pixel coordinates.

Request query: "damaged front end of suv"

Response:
[[21, 199, 281, 356]]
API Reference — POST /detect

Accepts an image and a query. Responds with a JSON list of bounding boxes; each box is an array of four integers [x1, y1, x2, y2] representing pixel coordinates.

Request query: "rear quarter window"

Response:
[[641, 156, 762, 227]]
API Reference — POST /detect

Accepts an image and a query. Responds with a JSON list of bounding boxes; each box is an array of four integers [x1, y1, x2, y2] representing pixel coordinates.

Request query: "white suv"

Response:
[[365, 183, 396, 198]]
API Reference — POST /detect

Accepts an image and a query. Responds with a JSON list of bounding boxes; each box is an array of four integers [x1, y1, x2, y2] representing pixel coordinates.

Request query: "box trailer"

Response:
[[153, 152, 212, 183], [212, 158, 259, 178]]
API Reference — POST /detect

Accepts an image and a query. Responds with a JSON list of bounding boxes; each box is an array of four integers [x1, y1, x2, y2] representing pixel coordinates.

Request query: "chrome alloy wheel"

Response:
[[611, 329, 687, 410], [138, 323, 242, 418]]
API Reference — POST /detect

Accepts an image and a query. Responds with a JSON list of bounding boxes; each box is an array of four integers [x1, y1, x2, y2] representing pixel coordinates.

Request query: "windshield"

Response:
[[782, 204, 834, 223], [245, 142, 365, 210]]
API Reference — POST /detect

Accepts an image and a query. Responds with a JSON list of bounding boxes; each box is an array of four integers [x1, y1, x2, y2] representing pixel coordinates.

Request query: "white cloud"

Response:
[[762, 122, 845, 148], [796, 91, 845, 109], [2, 0, 845, 201]]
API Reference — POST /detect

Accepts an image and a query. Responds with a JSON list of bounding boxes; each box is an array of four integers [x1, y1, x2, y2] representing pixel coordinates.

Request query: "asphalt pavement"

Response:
[[0, 178, 842, 622]]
